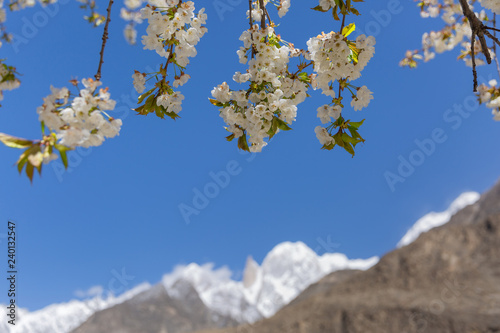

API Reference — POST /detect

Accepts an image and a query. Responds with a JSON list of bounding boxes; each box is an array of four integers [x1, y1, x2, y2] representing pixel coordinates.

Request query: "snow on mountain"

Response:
[[4, 242, 378, 332], [2, 282, 151, 333], [161, 262, 262, 323], [397, 191, 480, 248], [162, 241, 378, 322], [0, 192, 484, 332], [250, 241, 378, 318]]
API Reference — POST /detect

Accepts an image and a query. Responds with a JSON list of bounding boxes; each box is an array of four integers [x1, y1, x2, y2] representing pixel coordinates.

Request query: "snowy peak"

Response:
[[11, 242, 378, 333], [3, 282, 151, 333], [253, 241, 378, 317], [242, 255, 260, 289], [261, 241, 323, 280], [160, 241, 378, 321], [319, 252, 379, 272], [397, 191, 480, 248]]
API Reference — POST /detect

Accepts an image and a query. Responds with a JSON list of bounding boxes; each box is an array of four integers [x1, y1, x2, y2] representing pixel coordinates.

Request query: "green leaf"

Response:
[[341, 132, 356, 144], [275, 117, 292, 131], [16, 149, 31, 174], [321, 142, 335, 150], [226, 133, 235, 142], [237, 133, 250, 152], [25, 162, 34, 183], [349, 7, 360, 15], [311, 5, 329, 12], [332, 5, 340, 20], [209, 98, 224, 107], [137, 87, 155, 104], [348, 119, 365, 129], [154, 104, 165, 119], [165, 110, 181, 121], [0, 133, 33, 149], [298, 72, 311, 83], [267, 117, 278, 139], [333, 131, 344, 148], [342, 23, 356, 38], [53, 144, 72, 169], [343, 141, 355, 157], [35, 162, 42, 175]]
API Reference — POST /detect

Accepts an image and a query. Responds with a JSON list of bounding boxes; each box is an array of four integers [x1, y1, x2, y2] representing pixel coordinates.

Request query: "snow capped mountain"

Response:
[[397, 191, 480, 248], [1, 282, 151, 333], [0, 190, 485, 333], [4, 242, 377, 333], [161, 241, 378, 322]]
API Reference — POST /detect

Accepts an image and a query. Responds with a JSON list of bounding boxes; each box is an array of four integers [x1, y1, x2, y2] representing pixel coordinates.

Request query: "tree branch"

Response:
[[471, 29, 478, 91], [94, 0, 114, 81], [258, 0, 265, 30], [493, 14, 500, 79], [458, 0, 494, 91], [249, 0, 256, 59], [485, 26, 500, 33], [249, 0, 253, 30]]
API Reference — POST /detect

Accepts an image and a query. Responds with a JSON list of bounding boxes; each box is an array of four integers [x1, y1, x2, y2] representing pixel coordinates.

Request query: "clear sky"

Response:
[[1, 0, 499, 311]]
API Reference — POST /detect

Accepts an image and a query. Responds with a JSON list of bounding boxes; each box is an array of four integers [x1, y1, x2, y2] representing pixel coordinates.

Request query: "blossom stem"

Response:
[[249, 0, 256, 59], [340, 13, 346, 34], [492, 14, 500, 81], [259, 0, 266, 29], [458, 0, 497, 91], [338, 14, 347, 99], [94, 0, 114, 81]]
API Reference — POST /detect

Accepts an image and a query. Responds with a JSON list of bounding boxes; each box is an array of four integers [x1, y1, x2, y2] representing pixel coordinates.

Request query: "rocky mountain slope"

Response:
[[198, 182, 500, 333], [70, 281, 237, 333], [70, 243, 377, 333], [1, 184, 485, 333]]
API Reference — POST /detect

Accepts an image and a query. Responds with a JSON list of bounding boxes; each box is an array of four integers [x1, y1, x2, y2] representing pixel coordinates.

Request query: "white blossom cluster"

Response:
[[420, 24, 468, 62], [318, 0, 337, 11], [0, 63, 21, 102], [37, 78, 122, 148], [121, 0, 144, 44], [307, 32, 375, 91], [307, 31, 374, 145], [0, 1, 19, 99], [212, 25, 308, 152], [140, 1, 207, 67], [121, 0, 193, 44], [132, 71, 146, 94], [8, 0, 57, 11], [130, 0, 205, 116], [406, 0, 495, 66], [278, 0, 291, 18], [478, 80, 500, 121], [480, 0, 500, 14], [0, 0, 6, 24]]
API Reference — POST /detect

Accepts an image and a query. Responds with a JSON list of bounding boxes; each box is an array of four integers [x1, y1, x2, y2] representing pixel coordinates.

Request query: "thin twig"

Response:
[[259, 1, 266, 30], [458, 0, 493, 91], [264, 6, 272, 27], [483, 29, 500, 48], [493, 14, 500, 79], [471, 30, 478, 91], [339, 13, 346, 34], [249, 0, 256, 59], [95, 0, 114, 81], [485, 26, 500, 33], [338, 14, 346, 98], [248, 0, 253, 29]]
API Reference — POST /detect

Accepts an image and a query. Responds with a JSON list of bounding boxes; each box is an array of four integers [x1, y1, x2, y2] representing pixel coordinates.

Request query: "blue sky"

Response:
[[1, 0, 500, 311]]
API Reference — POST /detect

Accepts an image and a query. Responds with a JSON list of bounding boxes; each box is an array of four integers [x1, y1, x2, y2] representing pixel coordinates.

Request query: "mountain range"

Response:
[[0, 185, 486, 333], [199, 181, 500, 333]]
